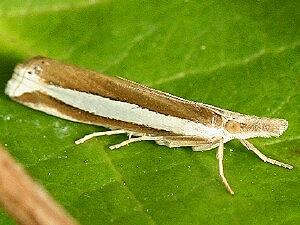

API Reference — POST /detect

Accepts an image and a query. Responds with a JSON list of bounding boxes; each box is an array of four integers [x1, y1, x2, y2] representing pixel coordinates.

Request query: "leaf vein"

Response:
[[151, 42, 300, 86], [102, 26, 158, 72]]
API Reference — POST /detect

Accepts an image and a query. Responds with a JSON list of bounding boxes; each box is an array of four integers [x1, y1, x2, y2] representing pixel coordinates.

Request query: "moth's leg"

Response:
[[75, 130, 128, 145], [216, 138, 234, 195], [192, 143, 218, 151], [109, 136, 161, 150], [128, 132, 134, 139], [155, 136, 219, 149], [240, 139, 293, 169]]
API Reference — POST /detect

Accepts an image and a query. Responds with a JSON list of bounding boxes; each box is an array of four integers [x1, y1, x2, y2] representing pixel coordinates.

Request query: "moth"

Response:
[[5, 56, 293, 194]]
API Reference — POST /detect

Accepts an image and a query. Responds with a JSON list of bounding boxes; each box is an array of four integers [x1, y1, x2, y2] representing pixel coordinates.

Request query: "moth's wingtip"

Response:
[[17, 56, 51, 69]]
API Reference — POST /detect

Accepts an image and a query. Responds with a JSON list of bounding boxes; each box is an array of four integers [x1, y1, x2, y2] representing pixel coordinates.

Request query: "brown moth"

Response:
[[5, 56, 293, 194]]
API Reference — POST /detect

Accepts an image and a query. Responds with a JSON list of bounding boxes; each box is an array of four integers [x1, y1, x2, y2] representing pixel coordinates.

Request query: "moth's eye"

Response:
[[225, 120, 241, 133]]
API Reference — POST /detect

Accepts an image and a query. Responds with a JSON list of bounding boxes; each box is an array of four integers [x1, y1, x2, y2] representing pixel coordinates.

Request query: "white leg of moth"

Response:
[[109, 136, 161, 150], [128, 132, 134, 139], [240, 139, 293, 169], [216, 138, 234, 195], [192, 143, 218, 152], [75, 130, 128, 145]]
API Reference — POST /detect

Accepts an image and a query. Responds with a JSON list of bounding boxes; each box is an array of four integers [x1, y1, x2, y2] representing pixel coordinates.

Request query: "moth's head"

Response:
[[5, 56, 47, 98], [224, 116, 288, 139]]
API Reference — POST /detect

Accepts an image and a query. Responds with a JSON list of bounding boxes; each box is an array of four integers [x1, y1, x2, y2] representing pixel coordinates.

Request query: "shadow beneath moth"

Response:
[[5, 56, 293, 195]]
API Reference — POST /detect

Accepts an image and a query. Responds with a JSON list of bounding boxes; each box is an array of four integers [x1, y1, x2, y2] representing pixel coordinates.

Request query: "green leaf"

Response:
[[0, 1, 299, 224]]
